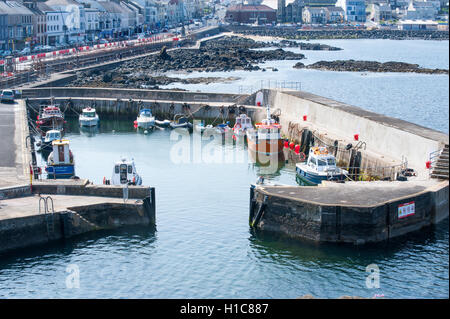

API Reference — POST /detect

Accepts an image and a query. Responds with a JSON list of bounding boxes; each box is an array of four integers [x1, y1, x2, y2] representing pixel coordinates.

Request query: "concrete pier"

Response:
[[0, 98, 157, 255], [0, 180, 156, 254]]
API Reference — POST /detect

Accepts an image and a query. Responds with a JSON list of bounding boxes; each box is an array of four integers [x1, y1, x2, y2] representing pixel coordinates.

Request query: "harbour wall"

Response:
[[249, 181, 449, 244], [0, 182, 156, 254], [248, 89, 449, 177]]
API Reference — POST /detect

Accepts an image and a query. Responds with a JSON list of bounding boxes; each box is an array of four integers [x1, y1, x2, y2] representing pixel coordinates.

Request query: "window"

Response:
[[327, 158, 336, 166], [128, 166, 133, 174], [317, 159, 327, 166], [115, 165, 119, 174]]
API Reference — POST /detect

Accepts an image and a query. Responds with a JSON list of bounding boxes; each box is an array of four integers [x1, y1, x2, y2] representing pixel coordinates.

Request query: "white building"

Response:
[[405, 0, 440, 20], [45, 0, 86, 43]]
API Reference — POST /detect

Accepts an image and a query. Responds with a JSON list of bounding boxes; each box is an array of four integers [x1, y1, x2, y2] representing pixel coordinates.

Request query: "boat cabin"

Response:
[[234, 114, 253, 130], [45, 130, 61, 142], [139, 109, 153, 117], [82, 107, 97, 117], [306, 147, 338, 173], [42, 106, 63, 118], [49, 139, 74, 165], [111, 158, 140, 185]]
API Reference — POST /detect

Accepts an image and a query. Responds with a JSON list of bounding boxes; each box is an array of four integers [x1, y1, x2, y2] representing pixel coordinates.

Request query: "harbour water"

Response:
[[0, 39, 448, 299]]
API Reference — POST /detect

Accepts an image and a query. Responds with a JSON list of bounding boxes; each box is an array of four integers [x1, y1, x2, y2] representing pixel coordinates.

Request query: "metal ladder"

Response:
[[39, 195, 55, 238]]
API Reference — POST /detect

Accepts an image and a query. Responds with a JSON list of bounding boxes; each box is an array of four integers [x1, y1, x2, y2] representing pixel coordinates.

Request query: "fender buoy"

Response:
[[294, 144, 300, 154], [289, 142, 295, 150], [299, 152, 306, 161], [103, 176, 106, 184]]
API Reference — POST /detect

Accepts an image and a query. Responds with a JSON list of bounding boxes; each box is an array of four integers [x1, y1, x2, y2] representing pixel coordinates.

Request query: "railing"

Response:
[[429, 148, 443, 178]]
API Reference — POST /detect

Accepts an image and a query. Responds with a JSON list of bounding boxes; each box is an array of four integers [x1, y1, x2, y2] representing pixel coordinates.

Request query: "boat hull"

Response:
[[295, 165, 346, 186], [137, 119, 155, 129], [46, 164, 75, 179], [247, 137, 283, 155], [79, 117, 99, 127]]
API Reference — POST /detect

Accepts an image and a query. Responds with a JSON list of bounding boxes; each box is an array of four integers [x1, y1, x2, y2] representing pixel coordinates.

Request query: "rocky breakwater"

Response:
[[65, 37, 306, 89], [293, 60, 449, 74]]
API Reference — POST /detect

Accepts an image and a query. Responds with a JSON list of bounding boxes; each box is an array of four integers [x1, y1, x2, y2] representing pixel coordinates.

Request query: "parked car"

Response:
[[1, 90, 15, 103], [20, 47, 31, 55]]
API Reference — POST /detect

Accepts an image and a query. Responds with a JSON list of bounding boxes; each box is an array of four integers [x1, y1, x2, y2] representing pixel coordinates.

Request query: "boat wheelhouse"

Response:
[[110, 158, 142, 186], [136, 109, 155, 129], [37, 129, 62, 152], [246, 104, 283, 155], [45, 139, 75, 179], [295, 146, 348, 186], [79, 107, 99, 127], [233, 114, 253, 137]]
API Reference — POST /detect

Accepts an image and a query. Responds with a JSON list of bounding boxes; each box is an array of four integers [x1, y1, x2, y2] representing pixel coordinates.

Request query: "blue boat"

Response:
[[45, 139, 75, 179], [295, 146, 347, 186]]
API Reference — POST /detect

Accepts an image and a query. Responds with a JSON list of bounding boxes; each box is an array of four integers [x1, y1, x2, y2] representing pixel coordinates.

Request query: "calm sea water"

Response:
[[0, 40, 448, 299], [163, 39, 449, 133]]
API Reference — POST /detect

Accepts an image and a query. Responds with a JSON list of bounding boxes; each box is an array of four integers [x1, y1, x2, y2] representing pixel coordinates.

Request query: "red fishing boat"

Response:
[[246, 104, 283, 155], [36, 104, 65, 135]]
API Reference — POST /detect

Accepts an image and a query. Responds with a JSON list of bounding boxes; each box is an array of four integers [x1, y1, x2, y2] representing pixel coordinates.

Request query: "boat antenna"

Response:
[[266, 103, 271, 120]]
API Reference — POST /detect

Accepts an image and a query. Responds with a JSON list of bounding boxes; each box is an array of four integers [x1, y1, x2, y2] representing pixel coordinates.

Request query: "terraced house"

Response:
[[0, 0, 34, 50]]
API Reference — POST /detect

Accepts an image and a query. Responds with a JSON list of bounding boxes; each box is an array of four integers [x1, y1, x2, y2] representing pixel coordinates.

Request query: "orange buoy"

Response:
[[354, 134, 359, 141]]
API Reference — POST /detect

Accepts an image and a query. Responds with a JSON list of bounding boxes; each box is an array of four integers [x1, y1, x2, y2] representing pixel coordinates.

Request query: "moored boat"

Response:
[[36, 129, 62, 152], [295, 146, 348, 186], [79, 107, 99, 127], [170, 115, 192, 130], [233, 114, 253, 137], [36, 104, 65, 135], [45, 139, 75, 179], [136, 109, 155, 129], [108, 158, 142, 186], [246, 104, 283, 155]]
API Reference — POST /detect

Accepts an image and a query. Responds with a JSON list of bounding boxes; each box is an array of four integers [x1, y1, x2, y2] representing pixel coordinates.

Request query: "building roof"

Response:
[[326, 6, 344, 12], [227, 4, 276, 12], [399, 19, 438, 24], [45, 0, 82, 6], [0, 1, 34, 15]]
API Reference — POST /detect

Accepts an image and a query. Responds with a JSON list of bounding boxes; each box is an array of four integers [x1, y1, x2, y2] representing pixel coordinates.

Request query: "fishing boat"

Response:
[[136, 109, 155, 129], [45, 139, 75, 179], [108, 158, 142, 186], [79, 107, 99, 127], [233, 114, 253, 137], [36, 104, 65, 135], [36, 129, 62, 152], [170, 115, 192, 130], [295, 146, 347, 186], [246, 104, 283, 155]]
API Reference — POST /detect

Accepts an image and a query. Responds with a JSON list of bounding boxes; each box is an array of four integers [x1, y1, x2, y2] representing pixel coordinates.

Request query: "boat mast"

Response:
[[266, 103, 271, 121]]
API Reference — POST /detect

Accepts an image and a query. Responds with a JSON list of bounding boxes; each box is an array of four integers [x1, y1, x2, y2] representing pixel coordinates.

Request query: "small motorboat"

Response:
[[108, 158, 142, 186], [36, 129, 62, 152], [194, 120, 213, 133], [215, 122, 231, 134], [79, 107, 99, 127], [45, 139, 75, 179], [155, 119, 171, 128], [233, 114, 253, 137], [136, 109, 155, 129], [295, 146, 348, 186], [170, 115, 193, 130]]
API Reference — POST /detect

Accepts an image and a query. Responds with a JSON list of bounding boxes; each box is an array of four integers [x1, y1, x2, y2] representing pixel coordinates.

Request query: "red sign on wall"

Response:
[[398, 201, 415, 219]]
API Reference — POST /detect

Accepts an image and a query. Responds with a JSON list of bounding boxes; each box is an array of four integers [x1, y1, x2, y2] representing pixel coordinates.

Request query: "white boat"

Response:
[[45, 139, 75, 179], [79, 107, 99, 127], [233, 114, 253, 137], [194, 121, 213, 133], [295, 146, 348, 186], [110, 158, 143, 186], [136, 109, 155, 129], [155, 119, 171, 127]]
